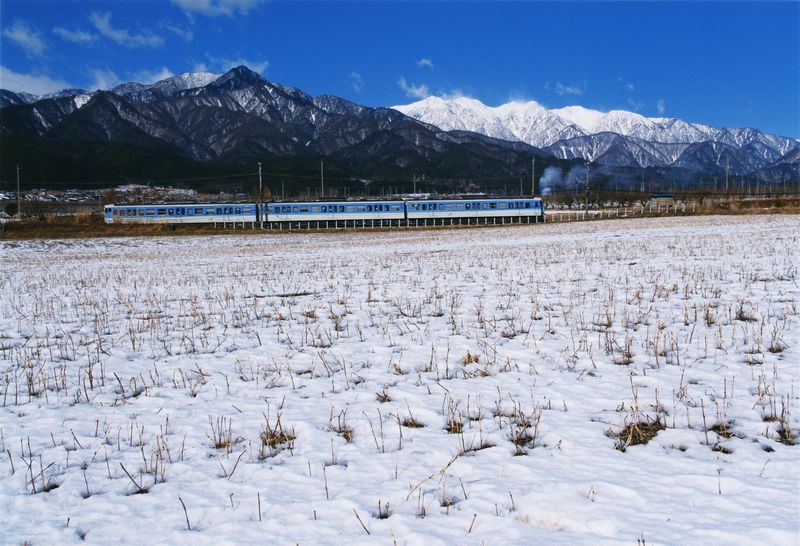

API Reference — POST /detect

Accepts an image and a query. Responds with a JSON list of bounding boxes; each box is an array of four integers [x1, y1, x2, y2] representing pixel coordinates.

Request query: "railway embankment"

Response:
[[1, 195, 797, 240]]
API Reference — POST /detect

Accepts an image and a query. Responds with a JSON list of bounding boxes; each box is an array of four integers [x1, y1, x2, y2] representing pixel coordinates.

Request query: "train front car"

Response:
[[406, 198, 544, 225], [266, 200, 405, 228], [103, 203, 259, 224]]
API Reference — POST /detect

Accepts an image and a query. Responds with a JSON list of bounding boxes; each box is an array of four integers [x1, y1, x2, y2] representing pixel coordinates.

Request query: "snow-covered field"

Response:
[[1, 215, 798, 544]]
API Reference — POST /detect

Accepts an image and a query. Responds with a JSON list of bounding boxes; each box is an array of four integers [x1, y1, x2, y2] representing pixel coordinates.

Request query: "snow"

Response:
[[177, 71, 221, 90], [1, 215, 798, 544], [394, 96, 799, 156], [73, 93, 93, 109], [394, 97, 584, 148], [551, 105, 606, 132]]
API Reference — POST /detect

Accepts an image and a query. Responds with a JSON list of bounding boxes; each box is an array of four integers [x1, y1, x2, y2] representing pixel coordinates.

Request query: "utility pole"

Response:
[[257, 162, 262, 225], [531, 157, 536, 196], [725, 157, 730, 193], [584, 162, 590, 219], [320, 159, 324, 199], [16, 164, 21, 218]]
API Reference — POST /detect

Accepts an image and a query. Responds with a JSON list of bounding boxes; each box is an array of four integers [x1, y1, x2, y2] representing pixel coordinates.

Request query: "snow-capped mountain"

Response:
[[0, 66, 555, 190], [394, 96, 584, 148], [1, 66, 796, 187], [0, 88, 88, 108], [111, 71, 220, 102], [0, 72, 220, 108], [394, 96, 799, 173]]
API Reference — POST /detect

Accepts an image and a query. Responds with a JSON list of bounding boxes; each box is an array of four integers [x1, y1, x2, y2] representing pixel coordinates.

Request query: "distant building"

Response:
[[649, 193, 674, 211]]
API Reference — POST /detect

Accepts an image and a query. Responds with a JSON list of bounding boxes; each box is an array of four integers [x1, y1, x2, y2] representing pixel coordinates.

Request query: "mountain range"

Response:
[[1, 66, 797, 194], [393, 96, 799, 178]]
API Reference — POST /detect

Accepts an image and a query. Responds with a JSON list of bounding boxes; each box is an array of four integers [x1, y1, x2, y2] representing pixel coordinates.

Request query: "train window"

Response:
[[300, 207, 308, 213], [235, 207, 242, 214], [339, 206, 344, 212], [168, 208, 174, 215], [490, 203, 497, 209]]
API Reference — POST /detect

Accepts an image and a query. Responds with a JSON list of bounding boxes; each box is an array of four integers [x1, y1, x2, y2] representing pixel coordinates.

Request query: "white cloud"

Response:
[[163, 24, 193, 42], [398, 77, 430, 99], [172, 0, 264, 17], [2, 20, 47, 58], [0, 65, 71, 95], [441, 89, 466, 100], [87, 68, 121, 90], [89, 12, 164, 48], [417, 58, 434, 69], [555, 81, 585, 96], [53, 27, 97, 44], [626, 98, 644, 111], [617, 76, 634, 92], [656, 98, 665, 115], [204, 55, 269, 74], [133, 67, 175, 84], [350, 71, 363, 92]]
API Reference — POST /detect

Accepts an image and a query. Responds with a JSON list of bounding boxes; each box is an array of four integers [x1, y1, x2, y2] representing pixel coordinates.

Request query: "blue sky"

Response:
[[1, 0, 798, 137]]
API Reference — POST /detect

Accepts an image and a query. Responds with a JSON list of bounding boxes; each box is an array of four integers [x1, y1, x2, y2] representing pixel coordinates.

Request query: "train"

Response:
[[104, 197, 545, 228]]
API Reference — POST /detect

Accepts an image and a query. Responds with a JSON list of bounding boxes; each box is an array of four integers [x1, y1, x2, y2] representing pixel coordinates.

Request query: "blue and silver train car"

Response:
[[103, 196, 545, 227], [104, 203, 263, 224], [407, 198, 543, 221], [267, 200, 405, 223]]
